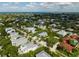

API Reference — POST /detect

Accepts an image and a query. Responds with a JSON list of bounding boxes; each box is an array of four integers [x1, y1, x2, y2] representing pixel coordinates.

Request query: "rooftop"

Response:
[[39, 32, 47, 37], [18, 42, 39, 54], [5, 28, 27, 47], [23, 26, 36, 33], [11, 35, 27, 46], [69, 39, 78, 46], [57, 30, 67, 37], [36, 51, 51, 57], [61, 34, 79, 53]]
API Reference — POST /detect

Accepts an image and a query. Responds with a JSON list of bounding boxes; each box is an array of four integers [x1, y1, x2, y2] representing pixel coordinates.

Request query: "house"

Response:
[[67, 28, 74, 31], [18, 42, 39, 54], [24, 19, 28, 22], [10, 35, 27, 47], [39, 32, 47, 37], [11, 36, 27, 46], [51, 24, 57, 27], [10, 32, 18, 37], [60, 34, 79, 53], [23, 27, 36, 33], [57, 30, 67, 37], [37, 25, 46, 30], [67, 32, 73, 35], [37, 19, 45, 25], [5, 28, 27, 47], [36, 51, 51, 57], [0, 23, 4, 25], [52, 28, 59, 32], [61, 14, 69, 20], [5, 28, 15, 34], [50, 19, 55, 22], [38, 41, 47, 47], [70, 34, 79, 39]]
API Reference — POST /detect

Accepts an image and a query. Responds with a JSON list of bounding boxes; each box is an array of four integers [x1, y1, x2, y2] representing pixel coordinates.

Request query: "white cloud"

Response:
[[0, 2, 78, 12], [39, 3, 44, 5], [57, 2, 72, 5], [9, 6, 19, 9], [2, 3, 9, 6]]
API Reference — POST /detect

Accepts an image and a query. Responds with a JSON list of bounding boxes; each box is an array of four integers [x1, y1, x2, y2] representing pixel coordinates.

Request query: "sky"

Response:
[[0, 2, 79, 12]]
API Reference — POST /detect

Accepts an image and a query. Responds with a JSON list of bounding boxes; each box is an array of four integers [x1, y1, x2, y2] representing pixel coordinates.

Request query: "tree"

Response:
[[1, 45, 18, 57], [46, 27, 59, 47], [0, 37, 11, 47]]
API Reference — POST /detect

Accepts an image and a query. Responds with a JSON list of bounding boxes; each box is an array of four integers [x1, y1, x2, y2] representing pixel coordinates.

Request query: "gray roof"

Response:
[[18, 42, 39, 54], [11, 35, 27, 46], [20, 42, 39, 51], [39, 32, 47, 37], [36, 51, 51, 57]]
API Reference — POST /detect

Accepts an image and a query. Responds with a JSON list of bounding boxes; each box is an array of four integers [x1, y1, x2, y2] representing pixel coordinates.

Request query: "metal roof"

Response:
[[36, 51, 51, 57]]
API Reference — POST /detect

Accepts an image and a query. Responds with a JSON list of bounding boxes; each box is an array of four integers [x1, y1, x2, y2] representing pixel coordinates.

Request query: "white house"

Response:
[[39, 32, 47, 37], [10, 35, 27, 47], [5, 28, 27, 47], [18, 42, 39, 54], [52, 28, 59, 32], [50, 19, 55, 22], [24, 19, 28, 22], [51, 24, 57, 27], [23, 27, 36, 33], [36, 51, 51, 57], [38, 41, 47, 47], [57, 30, 67, 37], [37, 25, 46, 30], [10, 32, 18, 37], [38, 19, 45, 25], [5, 28, 15, 34], [0, 23, 4, 25], [67, 28, 74, 31]]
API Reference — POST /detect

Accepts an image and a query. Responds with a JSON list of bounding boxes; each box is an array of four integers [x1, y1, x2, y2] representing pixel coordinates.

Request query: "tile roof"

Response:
[[61, 34, 79, 53]]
